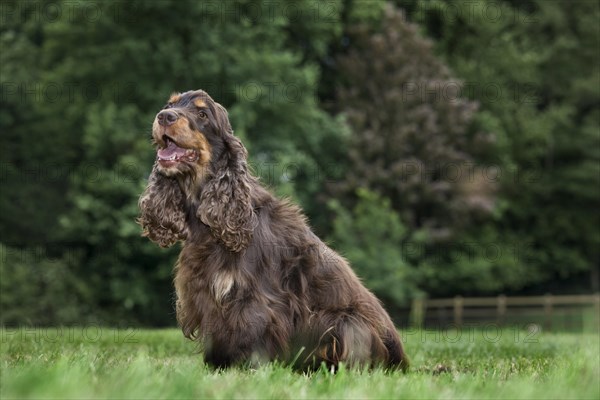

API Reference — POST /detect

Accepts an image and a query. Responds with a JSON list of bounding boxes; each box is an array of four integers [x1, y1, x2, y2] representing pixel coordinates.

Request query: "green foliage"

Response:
[[334, 4, 495, 241], [1, 0, 597, 326], [408, 0, 600, 291], [0, 244, 92, 325], [0, 0, 69, 245], [1, 328, 598, 399], [0, 0, 346, 325], [416, 228, 538, 296], [328, 189, 418, 305]]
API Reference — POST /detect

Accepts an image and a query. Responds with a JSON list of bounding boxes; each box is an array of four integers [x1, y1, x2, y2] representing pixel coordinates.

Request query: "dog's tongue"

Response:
[[157, 141, 187, 159]]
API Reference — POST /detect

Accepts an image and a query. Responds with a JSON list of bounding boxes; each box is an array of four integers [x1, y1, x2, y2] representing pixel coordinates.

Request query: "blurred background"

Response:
[[1, 0, 598, 330]]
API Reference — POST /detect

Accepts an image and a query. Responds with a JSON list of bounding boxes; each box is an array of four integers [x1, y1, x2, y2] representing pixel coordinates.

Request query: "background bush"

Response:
[[1, 0, 598, 326]]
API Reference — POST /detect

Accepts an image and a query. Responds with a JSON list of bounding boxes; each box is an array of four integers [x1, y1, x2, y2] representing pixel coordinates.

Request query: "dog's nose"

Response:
[[157, 110, 178, 126]]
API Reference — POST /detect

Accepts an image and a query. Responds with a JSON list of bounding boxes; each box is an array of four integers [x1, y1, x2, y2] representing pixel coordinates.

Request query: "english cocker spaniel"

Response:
[[138, 89, 409, 371]]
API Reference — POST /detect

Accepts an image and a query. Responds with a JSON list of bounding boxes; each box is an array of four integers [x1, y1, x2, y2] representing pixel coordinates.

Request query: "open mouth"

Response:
[[157, 136, 199, 165]]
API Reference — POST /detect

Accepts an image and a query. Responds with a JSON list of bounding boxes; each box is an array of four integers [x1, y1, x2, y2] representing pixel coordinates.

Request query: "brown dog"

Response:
[[138, 89, 409, 371]]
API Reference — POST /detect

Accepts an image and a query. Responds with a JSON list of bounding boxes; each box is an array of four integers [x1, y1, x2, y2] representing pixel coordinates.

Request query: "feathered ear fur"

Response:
[[198, 133, 257, 252], [138, 165, 188, 247], [212, 102, 233, 135]]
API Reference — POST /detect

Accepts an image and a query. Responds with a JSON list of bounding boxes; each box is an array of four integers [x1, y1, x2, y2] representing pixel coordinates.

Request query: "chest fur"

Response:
[[210, 271, 236, 304]]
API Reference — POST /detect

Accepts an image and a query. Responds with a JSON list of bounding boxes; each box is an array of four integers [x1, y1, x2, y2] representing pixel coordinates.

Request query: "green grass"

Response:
[[1, 327, 598, 399]]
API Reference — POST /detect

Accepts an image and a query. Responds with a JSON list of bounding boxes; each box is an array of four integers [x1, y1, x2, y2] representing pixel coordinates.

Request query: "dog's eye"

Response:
[[198, 111, 207, 119], [163, 104, 173, 110]]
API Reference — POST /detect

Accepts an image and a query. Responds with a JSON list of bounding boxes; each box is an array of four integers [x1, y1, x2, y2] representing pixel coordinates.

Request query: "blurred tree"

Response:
[[0, 0, 346, 325], [1, 0, 597, 326], [328, 189, 418, 306], [409, 0, 600, 293], [329, 3, 498, 297], [334, 4, 495, 242], [0, 244, 93, 325], [0, 0, 69, 246]]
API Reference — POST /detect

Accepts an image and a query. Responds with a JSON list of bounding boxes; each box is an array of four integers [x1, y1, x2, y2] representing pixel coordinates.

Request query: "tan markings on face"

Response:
[[152, 114, 212, 184], [168, 93, 181, 103], [168, 117, 212, 166], [193, 98, 207, 108]]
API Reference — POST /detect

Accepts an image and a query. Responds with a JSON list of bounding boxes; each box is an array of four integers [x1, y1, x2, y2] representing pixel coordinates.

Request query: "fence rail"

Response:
[[410, 293, 600, 330]]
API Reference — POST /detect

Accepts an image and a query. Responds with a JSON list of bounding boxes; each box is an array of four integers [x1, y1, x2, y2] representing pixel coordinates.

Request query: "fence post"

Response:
[[497, 294, 507, 326], [594, 293, 600, 332], [544, 293, 553, 331], [453, 296, 463, 327], [410, 297, 425, 329]]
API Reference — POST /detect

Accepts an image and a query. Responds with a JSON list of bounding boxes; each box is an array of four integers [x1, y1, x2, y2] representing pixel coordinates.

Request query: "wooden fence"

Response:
[[409, 293, 600, 331]]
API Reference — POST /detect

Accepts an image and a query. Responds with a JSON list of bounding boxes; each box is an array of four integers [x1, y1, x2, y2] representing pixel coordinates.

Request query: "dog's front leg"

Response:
[[202, 303, 278, 368]]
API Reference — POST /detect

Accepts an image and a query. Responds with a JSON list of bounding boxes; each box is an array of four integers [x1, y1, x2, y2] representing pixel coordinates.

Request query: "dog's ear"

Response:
[[198, 133, 257, 252], [138, 165, 187, 247], [212, 102, 233, 136]]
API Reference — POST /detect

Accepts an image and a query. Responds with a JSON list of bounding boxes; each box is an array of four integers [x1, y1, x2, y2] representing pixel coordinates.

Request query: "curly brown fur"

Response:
[[138, 89, 409, 371], [197, 133, 257, 252], [138, 165, 188, 247]]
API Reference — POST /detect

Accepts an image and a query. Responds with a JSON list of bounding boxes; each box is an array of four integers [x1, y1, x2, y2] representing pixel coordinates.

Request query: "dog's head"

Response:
[[152, 90, 230, 180], [139, 90, 256, 252]]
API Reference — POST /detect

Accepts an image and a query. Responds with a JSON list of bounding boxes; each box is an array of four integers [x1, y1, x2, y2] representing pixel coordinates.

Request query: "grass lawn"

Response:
[[1, 326, 598, 399]]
